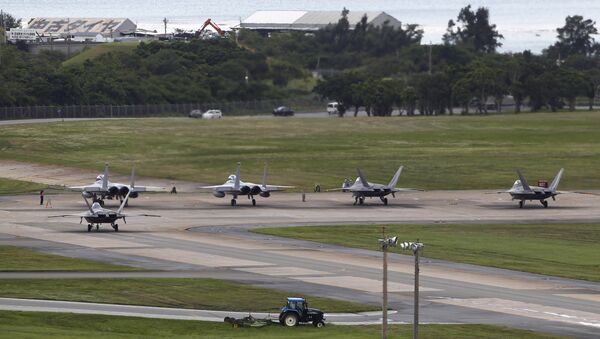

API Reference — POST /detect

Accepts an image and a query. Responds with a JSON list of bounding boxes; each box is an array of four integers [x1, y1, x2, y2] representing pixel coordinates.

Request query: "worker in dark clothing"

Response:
[[40, 190, 44, 206]]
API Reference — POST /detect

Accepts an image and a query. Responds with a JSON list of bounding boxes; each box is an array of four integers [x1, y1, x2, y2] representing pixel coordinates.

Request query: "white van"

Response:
[[327, 102, 339, 115]]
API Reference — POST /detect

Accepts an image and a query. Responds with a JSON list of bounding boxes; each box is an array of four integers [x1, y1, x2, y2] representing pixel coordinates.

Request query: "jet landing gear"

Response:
[[354, 197, 365, 205], [540, 200, 548, 208], [230, 199, 237, 206], [380, 197, 388, 205], [519, 201, 524, 208], [111, 223, 119, 232]]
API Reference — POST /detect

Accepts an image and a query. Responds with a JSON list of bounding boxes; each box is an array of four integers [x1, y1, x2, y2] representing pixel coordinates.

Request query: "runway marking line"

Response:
[[432, 297, 600, 329]]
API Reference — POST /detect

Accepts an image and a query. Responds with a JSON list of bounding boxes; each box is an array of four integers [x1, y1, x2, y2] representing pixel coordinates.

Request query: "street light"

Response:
[[400, 241, 424, 339], [378, 227, 398, 339]]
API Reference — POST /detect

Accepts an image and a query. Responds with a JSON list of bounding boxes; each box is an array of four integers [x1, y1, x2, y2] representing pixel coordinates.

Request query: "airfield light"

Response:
[[400, 240, 424, 339], [378, 227, 398, 339]]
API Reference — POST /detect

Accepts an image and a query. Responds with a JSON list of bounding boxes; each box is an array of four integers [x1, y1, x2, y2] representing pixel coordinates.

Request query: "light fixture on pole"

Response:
[[400, 241, 424, 339], [378, 227, 398, 339]]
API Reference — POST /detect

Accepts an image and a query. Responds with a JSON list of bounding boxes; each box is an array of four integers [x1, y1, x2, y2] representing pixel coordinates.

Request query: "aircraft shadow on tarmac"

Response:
[[477, 203, 586, 210]]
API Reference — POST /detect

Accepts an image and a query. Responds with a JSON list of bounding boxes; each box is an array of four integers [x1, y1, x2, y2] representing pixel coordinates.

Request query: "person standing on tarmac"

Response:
[[39, 190, 44, 206]]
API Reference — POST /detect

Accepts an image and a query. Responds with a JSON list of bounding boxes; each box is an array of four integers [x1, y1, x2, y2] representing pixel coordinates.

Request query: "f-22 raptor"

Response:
[[340, 166, 419, 205], [503, 168, 564, 208]]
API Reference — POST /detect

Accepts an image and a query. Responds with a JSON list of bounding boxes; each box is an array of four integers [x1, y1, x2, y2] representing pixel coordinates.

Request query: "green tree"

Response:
[[443, 5, 503, 53], [0, 11, 21, 30], [546, 15, 599, 58]]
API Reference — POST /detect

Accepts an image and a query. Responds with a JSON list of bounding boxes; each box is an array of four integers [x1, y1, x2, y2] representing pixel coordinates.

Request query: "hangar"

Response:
[[238, 10, 403, 33]]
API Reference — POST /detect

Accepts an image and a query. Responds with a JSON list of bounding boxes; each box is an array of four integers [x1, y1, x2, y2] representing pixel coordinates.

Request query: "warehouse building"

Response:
[[26, 17, 136, 39], [238, 10, 403, 33]]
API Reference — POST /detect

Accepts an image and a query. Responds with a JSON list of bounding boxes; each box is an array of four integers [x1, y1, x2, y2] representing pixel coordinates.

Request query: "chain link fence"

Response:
[[0, 97, 326, 121]]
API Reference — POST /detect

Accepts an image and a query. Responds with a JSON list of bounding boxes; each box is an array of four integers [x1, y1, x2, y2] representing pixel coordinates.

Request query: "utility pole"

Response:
[[378, 228, 398, 339], [382, 227, 388, 339], [163, 17, 168, 36], [400, 241, 424, 339]]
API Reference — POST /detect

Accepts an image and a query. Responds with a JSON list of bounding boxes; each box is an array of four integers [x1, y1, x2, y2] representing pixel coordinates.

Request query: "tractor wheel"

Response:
[[314, 320, 325, 328], [283, 313, 298, 327]]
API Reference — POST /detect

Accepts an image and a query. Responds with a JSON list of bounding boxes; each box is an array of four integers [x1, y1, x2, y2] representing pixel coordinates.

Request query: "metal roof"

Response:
[[27, 18, 136, 36], [239, 10, 402, 31]]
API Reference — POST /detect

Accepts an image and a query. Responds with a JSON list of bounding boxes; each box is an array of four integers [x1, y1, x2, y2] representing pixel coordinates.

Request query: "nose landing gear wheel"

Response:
[[230, 199, 236, 206], [382, 197, 388, 205], [519, 201, 524, 208], [252, 199, 256, 206], [359, 197, 365, 205], [112, 224, 119, 232], [542, 200, 548, 208], [87, 224, 92, 232], [96, 224, 99, 231]]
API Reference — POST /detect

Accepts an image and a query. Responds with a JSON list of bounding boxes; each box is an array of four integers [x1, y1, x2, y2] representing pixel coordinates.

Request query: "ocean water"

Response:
[[2, 0, 600, 53]]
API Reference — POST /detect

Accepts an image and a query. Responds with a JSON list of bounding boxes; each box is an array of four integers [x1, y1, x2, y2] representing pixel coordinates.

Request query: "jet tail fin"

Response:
[[387, 166, 403, 188], [262, 162, 268, 187], [102, 163, 109, 191], [82, 193, 94, 213], [117, 182, 133, 214], [549, 168, 564, 191], [234, 162, 241, 190], [516, 169, 532, 191], [356, 168, 370, 188]]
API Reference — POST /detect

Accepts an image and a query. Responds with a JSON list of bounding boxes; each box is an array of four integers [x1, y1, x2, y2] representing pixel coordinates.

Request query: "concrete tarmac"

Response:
[[1, 191, 599, 337]]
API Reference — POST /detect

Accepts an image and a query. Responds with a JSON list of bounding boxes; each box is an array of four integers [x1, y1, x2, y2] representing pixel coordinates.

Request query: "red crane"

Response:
[[196, 19, 226, 38]]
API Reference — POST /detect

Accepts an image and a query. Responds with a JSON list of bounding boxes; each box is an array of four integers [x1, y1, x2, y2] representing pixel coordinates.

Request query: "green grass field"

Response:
[[254, 223, 600, 282], [1, 112, 599, 191], [0, 311, 564, 339], [0, 278, 373, 313], [0, 178, 46, 195], [62, 42, 140, 67], [0, 245, 139, 272]]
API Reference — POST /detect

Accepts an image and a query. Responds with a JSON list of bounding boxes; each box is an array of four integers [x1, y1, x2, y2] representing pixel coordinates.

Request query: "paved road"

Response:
[[0, 192, 599, 337]]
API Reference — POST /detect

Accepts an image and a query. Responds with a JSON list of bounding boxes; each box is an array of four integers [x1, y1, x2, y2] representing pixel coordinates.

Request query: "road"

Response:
[[0, 191, 599, 337]]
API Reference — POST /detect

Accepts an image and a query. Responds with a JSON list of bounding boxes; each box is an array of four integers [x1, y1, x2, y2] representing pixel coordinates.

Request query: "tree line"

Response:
[[1, 7, 600, 113]]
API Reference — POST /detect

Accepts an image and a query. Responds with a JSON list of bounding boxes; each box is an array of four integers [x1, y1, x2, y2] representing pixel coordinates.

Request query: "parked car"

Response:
[[272, 106, 294, 116], [201, 109, 223, 119], [327, 102, 339, 115], [188, 109, 203, 118]]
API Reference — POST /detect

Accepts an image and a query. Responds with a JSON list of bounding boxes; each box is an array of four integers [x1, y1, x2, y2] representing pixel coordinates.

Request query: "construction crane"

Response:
[[195, 19, 227, 39]]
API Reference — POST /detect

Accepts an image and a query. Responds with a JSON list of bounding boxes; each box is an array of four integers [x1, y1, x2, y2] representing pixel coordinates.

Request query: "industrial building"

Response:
[[238, 10, 403, 33], [26, 17, 137, 39]]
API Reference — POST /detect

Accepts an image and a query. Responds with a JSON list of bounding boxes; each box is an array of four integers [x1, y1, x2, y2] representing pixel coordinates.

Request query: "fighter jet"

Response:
[[502, 168, 564, 208], [69, 164, 164, 205], [51, 182, 159, 232], [200, 162, 292, 206], [339, 166, 419, 205]]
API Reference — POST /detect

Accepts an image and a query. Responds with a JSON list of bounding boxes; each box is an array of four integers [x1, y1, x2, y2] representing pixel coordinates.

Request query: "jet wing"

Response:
[[391, 188, 424, 192], [68, 185, 106, 192], [199, 185, 239, 192], [131, 185, 166, 192], [261, 185, 294, 192]]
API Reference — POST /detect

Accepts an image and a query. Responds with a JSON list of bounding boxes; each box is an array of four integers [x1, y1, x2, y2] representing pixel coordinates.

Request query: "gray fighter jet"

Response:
[[200, 162, 292, 206], [69, 164, 164, 206], [52, 181, 159, 232], [339, 166, 419, 205], [502, 168, 564, 208]]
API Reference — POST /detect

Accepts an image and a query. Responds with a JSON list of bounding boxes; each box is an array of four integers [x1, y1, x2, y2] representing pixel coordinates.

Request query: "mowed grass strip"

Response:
[[254, 224, 600, 282], [0, 178, 45, 195], [0, 245, 140, 272], [1, 112, 600, 190], [0, 278, 373, 313], [0, 311, 565, 339]]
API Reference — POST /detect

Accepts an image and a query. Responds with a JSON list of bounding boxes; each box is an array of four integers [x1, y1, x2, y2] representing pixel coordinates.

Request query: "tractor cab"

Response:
[[279, 297, 324, 327]]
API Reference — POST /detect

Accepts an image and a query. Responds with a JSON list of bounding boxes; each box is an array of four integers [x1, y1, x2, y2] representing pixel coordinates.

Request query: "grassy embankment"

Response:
[[0, 178, 46, 195], [0, 311, 565, 339], [1, 112, 599, 191], [0, 245, 140, 272], [254, 223, 600, 282], [62, 42, 140, 67]]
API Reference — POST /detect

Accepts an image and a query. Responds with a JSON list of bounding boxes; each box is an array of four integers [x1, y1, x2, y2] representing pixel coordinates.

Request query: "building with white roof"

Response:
[[238, 10, 402, 33]]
